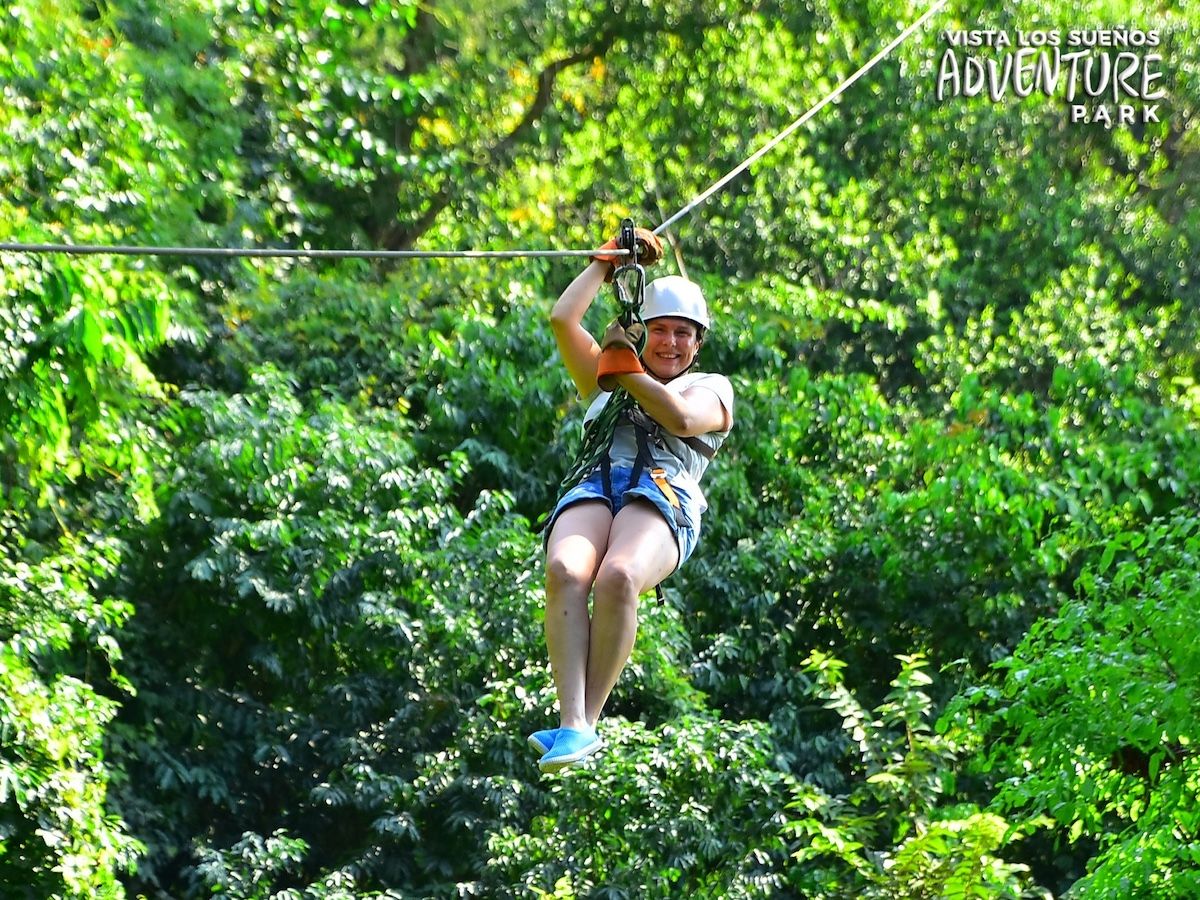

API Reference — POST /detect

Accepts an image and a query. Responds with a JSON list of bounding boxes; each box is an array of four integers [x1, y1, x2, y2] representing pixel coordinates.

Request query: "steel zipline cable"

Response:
[[653, 0, 949, 236], [0, 242, 631, 261], [0, 0, 946, 263]]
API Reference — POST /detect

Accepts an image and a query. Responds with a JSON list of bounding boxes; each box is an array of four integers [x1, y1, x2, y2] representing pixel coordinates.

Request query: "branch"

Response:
[[376, 188, 451, 252], [376, 26, 621, 251], [490, 32, 618, 163]]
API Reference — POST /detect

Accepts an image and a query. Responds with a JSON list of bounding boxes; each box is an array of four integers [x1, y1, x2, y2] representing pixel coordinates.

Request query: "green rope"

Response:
[[553, 388, 633, 500]]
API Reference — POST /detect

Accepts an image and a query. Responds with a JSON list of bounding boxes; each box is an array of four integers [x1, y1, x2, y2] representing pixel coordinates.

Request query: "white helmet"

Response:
[[642, 276, 710, 332]]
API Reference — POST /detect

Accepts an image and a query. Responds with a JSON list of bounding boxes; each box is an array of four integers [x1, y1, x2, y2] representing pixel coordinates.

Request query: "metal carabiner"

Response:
[[610, 217, 646, 330]]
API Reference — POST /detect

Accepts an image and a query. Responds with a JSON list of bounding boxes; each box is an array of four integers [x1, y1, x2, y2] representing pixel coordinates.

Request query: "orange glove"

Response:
[[591, 227, 665, 281], [596, 319, 646, 391]]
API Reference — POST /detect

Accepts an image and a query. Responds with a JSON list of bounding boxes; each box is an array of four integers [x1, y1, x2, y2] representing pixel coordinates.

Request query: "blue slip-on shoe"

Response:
[[538, 726, 603, 773], [527, 728, 560, 755]]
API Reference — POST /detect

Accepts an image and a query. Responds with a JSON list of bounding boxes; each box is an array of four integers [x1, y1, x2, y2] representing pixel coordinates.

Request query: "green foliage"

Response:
[[112, 367, 483, 892], [0, 256, 173, 515], [482, 717, 789, 899], [0, 527, 141, 899], [0, 0, 198, 513], [1, 0, 1198, 895], [194, 0, 423, 249], [0, 1, 195, 241], [108, 368, 780, 896], [0, 7, 203, 892], [221, 262, 577, 515], [782, 653, 1043, 899], [194, 828, 408, 900], [683, 256, 1200, 758], [959, 512, 1200, 898]]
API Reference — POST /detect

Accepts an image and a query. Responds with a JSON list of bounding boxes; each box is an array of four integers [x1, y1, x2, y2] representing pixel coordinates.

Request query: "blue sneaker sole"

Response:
[[538, 735, 603, 773]]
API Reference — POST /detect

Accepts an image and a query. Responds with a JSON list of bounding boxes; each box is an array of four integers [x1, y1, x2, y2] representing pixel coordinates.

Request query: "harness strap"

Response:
[[620, 406, 717, 461], [625, 424, 684, 529], [600, 453, 612, 501]]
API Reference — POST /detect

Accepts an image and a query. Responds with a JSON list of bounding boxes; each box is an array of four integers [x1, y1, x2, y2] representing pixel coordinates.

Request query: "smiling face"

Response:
[[641, 316, 703, 381]]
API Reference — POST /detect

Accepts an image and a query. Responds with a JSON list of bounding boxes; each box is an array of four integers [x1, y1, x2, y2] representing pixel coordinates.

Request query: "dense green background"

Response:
[[2, 0, 1197, 897]]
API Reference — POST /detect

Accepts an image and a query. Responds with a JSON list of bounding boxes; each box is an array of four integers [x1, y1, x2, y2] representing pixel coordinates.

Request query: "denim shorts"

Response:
[[544, 465, 701, 571]]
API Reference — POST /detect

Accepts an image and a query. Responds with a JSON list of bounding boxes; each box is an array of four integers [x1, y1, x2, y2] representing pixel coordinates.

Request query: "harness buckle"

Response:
[[649, 467, 682, 510], [650, 467, 688, 531]]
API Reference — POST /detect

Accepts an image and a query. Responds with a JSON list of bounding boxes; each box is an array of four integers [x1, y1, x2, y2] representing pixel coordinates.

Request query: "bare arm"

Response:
[[614, 371, 732, 437], [549, 261, 611, 397]]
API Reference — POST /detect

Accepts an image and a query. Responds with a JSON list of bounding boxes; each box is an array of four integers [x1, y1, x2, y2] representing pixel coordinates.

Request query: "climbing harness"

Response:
[[621, 405, 716, 464], [585, 379, 719, 530]]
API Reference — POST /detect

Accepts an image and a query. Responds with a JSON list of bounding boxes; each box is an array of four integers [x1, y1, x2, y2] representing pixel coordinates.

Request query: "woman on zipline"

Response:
[[532, 229, 734, 772]]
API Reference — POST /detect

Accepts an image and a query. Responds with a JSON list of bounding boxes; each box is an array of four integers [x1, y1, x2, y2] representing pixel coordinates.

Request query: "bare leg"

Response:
[[543, 501, 612, 731], [585, 500, 679, 727]]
